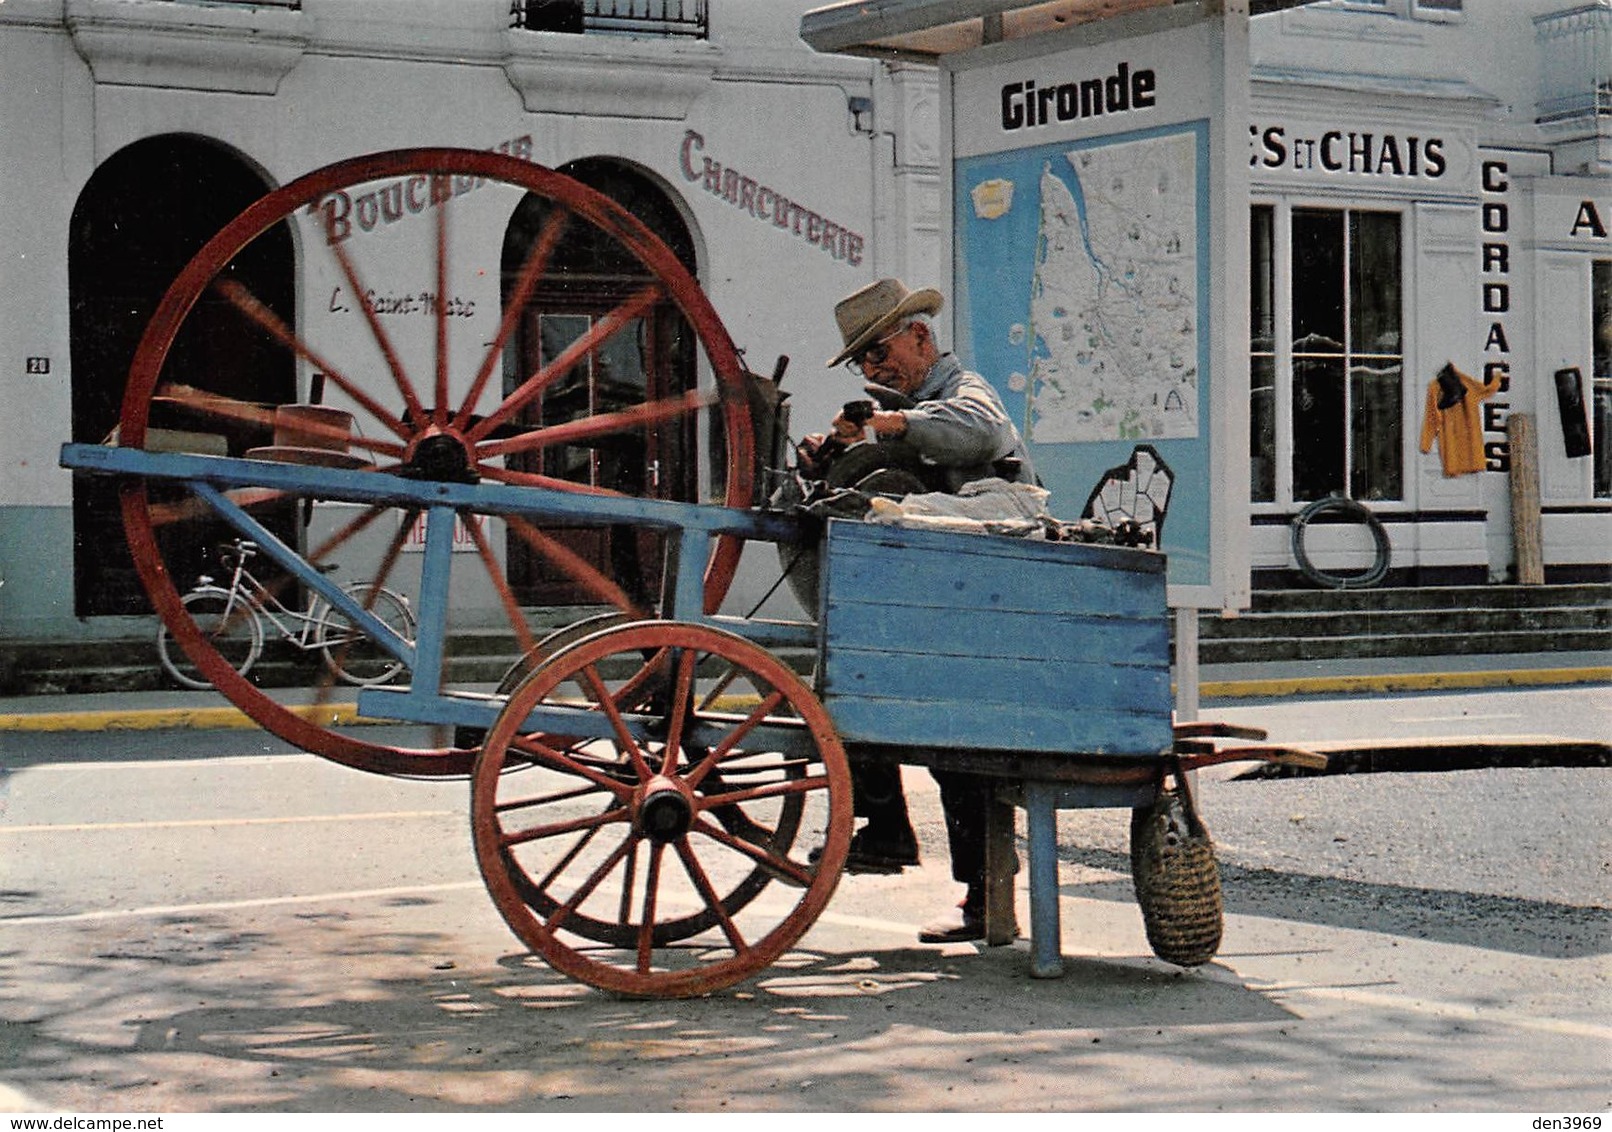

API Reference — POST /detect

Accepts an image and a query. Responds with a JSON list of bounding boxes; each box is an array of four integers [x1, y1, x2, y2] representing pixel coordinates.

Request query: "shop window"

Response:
[[1250, 205, 1277, 502], [509, 0, 708, 39], [1318, 0, 1462, 16], [1594, 259, 1611, 499], [1248, 203, 1403, 505], [1284, 0, 1463, 18]]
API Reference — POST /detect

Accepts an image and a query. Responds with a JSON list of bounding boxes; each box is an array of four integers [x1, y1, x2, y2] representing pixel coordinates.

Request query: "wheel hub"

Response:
[[636, 776, 694, 844], [401, 428, 479, 483]]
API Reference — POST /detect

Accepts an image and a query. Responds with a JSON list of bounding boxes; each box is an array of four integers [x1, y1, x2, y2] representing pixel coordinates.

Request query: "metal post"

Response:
[[1174, 605, 1199, 723]]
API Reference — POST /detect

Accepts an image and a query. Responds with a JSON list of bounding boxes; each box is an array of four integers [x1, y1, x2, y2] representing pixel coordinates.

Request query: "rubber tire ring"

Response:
[[1290, 495, 1391, 589]]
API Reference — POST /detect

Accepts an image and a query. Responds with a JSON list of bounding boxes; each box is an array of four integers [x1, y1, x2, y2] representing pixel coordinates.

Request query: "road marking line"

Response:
[[0, 880, 484, 926], [0, 810, 458, 835], [1393, 714, 1522, 724]]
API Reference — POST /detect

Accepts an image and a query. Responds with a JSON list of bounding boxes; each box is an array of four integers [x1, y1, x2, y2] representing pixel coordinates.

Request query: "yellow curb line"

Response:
[[0, 701, 364, 733], [0, 666, 1607, 733], [1197, 665, 1612, 700]]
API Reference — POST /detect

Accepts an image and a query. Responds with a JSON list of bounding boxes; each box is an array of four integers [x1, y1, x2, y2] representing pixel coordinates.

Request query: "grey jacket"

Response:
[[899, 353, 1037, 490]]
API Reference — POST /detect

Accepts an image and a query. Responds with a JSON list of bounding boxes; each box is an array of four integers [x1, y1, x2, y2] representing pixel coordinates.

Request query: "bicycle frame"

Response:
[[207, 547, 324, 653], [207, 541, 396, 658]]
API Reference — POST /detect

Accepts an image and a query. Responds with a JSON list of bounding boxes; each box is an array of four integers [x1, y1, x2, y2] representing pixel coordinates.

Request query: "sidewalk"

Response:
[[0, 650, 1606, 734]]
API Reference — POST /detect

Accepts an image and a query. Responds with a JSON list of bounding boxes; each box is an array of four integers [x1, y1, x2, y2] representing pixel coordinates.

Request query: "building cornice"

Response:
[[501, 29, 722, 120], [64, 0, 308, 96], [1251, 64, 1503, 121]]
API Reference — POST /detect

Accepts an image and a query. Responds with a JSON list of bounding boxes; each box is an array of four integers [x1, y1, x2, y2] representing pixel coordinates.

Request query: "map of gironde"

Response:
[[1019, 130, 1199, 443]]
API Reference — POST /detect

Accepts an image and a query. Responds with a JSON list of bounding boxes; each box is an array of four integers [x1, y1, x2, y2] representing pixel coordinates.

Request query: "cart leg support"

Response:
[[1024, 781, 1064, 978], [983, 789, 1018, 948]]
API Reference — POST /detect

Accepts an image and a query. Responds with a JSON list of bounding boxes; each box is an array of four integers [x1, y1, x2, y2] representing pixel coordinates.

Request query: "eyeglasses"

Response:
[[846, 324, 909, 376]]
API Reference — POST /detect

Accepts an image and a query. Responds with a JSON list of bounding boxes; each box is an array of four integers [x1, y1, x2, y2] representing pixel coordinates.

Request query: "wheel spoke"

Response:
[[618, 839, 639, 928], [326, 238, 429, 427], [465, 283, 663, 443], [454, 207, 570, 431], [474, 390, 714, 461], [477, 465, 628, 497], [547, 833, 637, 935], [673, 838, 746, 952], [308, 506, 413, 687], [306, 505, 396, 568], [505, 516, 647, 616], [148, 487, 290, 528], [500, 802, 629, 850], [465, 512, 538, 658], [696, 664, 743, 712], [658, 647, 699, 776], [509, 734, 635, 797], [532, 817, 605, 895], [636, 843, 666, 974], [701, 772, 831, 808], [213, 279, 412, 441], [690, 816, 814, 888], [433, 175, 451, 427], [579, 664, 654, 782], [151, 383, 273, 432], [494, 778, 613, 815], [684, 689, 787, 788]]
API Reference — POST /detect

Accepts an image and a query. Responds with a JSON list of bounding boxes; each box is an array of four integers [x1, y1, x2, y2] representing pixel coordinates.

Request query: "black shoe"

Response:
[[810, 825, 921, 874], [918, 903, 1018, 945]]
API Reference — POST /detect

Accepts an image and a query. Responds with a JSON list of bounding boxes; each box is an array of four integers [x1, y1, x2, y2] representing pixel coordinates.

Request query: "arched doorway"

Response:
[[500, 158, 699, 608], [69, 135, 294, 615]]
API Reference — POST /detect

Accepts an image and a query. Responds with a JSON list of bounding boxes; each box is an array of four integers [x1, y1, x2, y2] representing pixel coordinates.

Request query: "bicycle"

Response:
[[157, 538, 416, 690]]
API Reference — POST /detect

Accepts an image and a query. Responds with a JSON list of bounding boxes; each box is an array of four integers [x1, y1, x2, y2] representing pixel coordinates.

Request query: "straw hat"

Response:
[[826, 277, 943, 367]]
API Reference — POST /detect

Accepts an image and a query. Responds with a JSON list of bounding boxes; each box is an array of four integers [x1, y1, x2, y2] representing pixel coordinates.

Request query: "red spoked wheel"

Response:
[[117, 149, 755, 777], [471, 621, 851, 998]]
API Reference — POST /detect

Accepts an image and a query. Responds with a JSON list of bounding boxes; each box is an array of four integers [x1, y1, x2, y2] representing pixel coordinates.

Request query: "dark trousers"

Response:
[[852, 756, 1005, 895]]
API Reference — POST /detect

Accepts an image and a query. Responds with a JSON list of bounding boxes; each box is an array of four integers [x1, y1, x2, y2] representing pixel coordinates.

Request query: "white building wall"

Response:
[[0, 0, 946, 638]]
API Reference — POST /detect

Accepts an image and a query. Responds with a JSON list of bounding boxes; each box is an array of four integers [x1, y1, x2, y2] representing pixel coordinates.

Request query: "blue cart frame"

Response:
[[62, 440, 1307, 985]]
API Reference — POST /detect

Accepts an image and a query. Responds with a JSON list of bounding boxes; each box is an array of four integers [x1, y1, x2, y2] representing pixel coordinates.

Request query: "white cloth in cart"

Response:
[[866, 477, 1051, 536]]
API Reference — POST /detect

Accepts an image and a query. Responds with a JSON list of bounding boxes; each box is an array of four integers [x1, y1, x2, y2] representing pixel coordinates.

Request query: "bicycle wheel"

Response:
[[157, 587, 264, 690], [316, 584, 416, 686]]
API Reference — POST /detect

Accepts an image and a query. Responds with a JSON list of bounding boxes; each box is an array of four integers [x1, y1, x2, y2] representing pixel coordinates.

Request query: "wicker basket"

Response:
[[1130, 764, 1223, 967]]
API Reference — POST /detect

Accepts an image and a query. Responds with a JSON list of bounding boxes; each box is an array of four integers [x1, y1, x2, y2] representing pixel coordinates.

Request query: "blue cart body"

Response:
[[818, 519, 1173, 759]]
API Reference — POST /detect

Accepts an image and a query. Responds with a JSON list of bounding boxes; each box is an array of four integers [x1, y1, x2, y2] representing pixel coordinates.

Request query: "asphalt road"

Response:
[[0, 685, 1608, 1113]]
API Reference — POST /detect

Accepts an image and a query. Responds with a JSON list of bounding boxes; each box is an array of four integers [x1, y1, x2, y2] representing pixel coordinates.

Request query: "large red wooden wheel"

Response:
[[471, 621, 851, 997], [117, 149, 755, 777]]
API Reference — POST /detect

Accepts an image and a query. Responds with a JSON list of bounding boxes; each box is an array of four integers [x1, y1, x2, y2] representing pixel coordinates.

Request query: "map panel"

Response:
[[1028, 131, 1199, 443], [952, 121, 1211, 588]]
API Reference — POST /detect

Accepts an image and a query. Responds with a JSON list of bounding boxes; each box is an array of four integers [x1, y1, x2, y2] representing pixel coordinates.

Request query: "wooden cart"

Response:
[[60, 148, 1314, 997]]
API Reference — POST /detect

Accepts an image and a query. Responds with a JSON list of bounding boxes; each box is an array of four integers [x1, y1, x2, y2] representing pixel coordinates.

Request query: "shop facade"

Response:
[[1245, 0, 1611, 586], [0, 0, 944, 641], [802, 0, 1610, 595]]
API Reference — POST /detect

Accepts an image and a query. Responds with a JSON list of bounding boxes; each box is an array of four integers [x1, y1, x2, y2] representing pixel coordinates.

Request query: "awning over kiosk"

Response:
[[801, 0, 1201, 61]]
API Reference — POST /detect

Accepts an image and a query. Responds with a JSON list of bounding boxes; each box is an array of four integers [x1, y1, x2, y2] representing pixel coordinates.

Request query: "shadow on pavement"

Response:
[[1054, 845, 1611, 960]]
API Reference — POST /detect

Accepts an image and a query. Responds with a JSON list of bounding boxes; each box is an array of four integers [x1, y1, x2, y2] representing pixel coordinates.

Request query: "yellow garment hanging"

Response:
[[1418, 362, 1498, 476]]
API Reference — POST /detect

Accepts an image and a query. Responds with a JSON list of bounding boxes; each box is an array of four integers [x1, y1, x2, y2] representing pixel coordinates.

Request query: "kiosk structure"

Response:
[[803, 0, 1255, 712]]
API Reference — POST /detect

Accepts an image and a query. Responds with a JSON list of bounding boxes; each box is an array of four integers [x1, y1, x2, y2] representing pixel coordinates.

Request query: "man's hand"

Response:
[[829, 408, 907, 442], [795, 433, 832, 477]]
